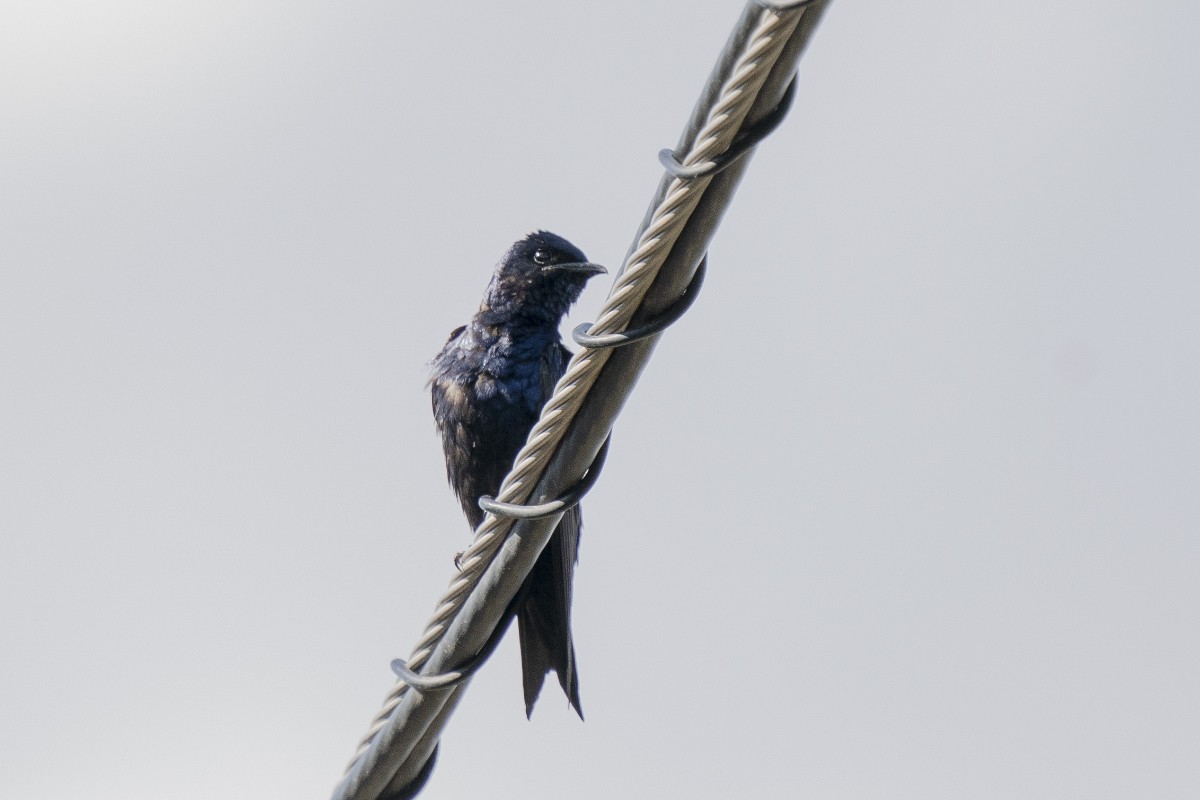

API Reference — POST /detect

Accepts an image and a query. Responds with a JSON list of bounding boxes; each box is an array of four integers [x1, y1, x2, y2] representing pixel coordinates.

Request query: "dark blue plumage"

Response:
[[429, 231, 604, 718]]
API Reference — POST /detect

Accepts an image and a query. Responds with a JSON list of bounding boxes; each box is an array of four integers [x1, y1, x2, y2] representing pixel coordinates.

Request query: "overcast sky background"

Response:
[[2, 2, 1198, 798]]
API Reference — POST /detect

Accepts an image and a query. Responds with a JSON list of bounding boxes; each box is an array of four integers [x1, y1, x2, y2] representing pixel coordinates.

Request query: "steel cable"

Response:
[[333, 3, 832, 797]]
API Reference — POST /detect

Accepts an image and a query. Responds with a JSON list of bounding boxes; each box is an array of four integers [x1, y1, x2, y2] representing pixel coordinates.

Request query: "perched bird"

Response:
[[429, 231, 605, 718]]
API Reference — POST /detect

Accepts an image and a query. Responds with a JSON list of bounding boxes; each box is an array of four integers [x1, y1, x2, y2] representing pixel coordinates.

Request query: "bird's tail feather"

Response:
[[516, 528, 582, 719]]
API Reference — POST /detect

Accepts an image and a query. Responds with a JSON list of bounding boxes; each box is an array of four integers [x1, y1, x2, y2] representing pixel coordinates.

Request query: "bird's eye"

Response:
[[532, 249, 552, 265]]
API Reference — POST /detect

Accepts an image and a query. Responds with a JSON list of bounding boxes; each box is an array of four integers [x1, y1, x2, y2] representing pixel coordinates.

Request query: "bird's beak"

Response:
[[542, 261, 607, 278]]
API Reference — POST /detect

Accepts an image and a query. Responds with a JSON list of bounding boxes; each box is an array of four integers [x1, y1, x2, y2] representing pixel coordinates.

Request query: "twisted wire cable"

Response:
[[336, 2, 826, 796]]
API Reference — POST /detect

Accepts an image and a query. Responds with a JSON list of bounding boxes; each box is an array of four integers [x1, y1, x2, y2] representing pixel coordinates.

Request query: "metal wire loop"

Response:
[[389, 656, 477, 692], [478, 435, 611, 520], [397, 438, 612, 693], [658, 73, 797, 180], [413, 438, 610, 688], [754, 0, 823, 10], [389, 598, 519, 692], [572, 256, 707, 350], [390, 642, 490, 693]]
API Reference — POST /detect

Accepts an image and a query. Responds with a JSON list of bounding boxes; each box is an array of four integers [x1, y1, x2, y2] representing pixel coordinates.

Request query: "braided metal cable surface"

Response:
[[334, 3, 830, 798]]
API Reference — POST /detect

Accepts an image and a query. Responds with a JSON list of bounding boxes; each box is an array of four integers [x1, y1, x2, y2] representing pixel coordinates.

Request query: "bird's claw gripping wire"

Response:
[[658, 73, 797, 180], [478, 435, 611, 520], [572, 256, 707, 350]]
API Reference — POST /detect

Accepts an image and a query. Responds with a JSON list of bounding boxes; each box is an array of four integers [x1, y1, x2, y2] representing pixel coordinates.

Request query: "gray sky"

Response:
[[3, 2, 1198, 798]]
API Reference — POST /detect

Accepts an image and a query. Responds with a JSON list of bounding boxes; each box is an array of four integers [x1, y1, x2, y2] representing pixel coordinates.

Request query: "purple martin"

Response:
[[429, 231, 605, 718]]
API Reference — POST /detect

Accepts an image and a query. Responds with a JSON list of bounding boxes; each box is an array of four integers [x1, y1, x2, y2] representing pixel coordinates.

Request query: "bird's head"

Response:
[[481, 231, 606, 324]]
